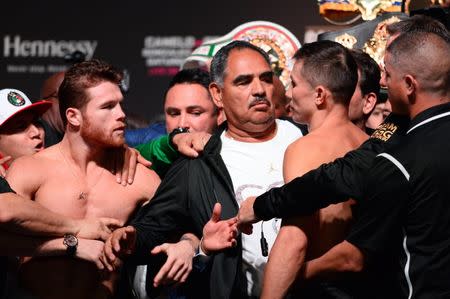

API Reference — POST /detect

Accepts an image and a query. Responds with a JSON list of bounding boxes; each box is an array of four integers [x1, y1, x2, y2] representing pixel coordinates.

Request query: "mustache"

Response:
[[249, 96, 270, 108]]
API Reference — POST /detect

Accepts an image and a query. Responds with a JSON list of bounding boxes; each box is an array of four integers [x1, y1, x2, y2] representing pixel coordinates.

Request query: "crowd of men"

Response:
[[0, 14, 449, 299]]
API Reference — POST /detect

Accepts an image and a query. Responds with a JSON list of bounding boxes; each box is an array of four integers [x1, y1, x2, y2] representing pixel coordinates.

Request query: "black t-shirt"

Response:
[[348, 103, 450, 298], [0, 177, 14, 299]]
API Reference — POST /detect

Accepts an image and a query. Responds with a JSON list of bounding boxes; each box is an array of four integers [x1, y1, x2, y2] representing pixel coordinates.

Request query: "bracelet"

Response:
[[197, 236, 210, 256], [169, 127, 190, 149]]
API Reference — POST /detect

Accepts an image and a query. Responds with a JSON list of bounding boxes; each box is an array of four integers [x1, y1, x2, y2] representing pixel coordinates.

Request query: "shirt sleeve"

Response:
[[253, 137, 385, 220], [347, 155, 409, 255], [135, 135, 179, 177], [0, 177, 15, 194]]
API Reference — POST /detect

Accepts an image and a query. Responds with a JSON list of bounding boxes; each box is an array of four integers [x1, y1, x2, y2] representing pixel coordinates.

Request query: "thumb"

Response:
[[151, 243, 167, 255], [210, 203, 222, 223]]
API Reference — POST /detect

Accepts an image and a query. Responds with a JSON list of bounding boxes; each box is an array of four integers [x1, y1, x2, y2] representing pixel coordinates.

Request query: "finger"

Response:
[[151, 243, 168, 255], [101, 217, 124, 230], [100, 252, 114, 272], [227, 216, 238, 225], [167, 260, 184, 280], [120, 150, 130, 186], [96, 259, 105, 270], [104, 240, 116, 263], [153, 258, 174, 287], [126, 148, 138, 185], [172, 264, 188, 282], [178, 144, 199, 158], [136, 152, 152, 168], [210, 203, 222, 223], [180, 270, 190, 283]]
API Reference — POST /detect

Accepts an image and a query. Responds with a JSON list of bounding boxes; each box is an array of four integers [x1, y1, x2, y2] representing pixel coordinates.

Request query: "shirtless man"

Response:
[[260, 41, 367, 299], [6, 60, 160, 299]]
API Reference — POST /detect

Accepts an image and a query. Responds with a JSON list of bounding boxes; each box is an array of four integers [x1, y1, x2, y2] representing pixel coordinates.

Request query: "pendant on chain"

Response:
[[79, 192, 87, 200]]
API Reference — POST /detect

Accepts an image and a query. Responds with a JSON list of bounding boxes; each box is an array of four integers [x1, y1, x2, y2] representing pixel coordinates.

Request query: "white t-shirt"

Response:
[[220, 119, 302, 296]]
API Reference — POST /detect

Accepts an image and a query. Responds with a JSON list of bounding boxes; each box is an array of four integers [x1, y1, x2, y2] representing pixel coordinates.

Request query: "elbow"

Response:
[[341, 247, 364, 273], [276, 226, 308, 263]]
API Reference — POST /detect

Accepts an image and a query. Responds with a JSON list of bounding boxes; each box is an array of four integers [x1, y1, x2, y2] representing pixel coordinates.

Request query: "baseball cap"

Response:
[[0, 88, 52, 128], [182, 21, 301, 88]]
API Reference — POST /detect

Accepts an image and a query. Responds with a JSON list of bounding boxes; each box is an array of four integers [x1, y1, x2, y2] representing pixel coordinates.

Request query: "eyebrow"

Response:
[[232, 70, 274, 85]]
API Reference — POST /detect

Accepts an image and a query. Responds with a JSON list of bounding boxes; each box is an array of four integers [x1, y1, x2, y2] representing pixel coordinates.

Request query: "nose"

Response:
[[176, 113, 190, 130], [252, 79, 266, 97], [28, 123, 42, 139], [380, 71, 386, 88], [285, 86, 293, 99], [116, 103, 126, 122]]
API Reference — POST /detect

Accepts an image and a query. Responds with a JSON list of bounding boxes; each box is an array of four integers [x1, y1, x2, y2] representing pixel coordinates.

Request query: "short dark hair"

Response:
[[293, 40, 358, 105], [387, 31, 450, 95], [210, 40, 271, 87], [58, 60, 123, 125], [387, 15, 450, 42], [351, 50, 381, 99], [167, 68, 210, 94]]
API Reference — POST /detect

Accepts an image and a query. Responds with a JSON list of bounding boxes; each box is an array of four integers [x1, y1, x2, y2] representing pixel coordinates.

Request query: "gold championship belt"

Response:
[[317, 12, 408, 66], [318, 0, 402, 23]]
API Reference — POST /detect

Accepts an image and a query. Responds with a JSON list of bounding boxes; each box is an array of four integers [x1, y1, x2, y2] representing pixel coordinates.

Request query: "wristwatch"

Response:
[[63, 234, 78, 256], [169, 127, 190, 149]]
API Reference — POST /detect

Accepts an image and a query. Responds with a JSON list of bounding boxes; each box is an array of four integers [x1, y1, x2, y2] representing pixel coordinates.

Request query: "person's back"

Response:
[[6, 60, 160, 299], [287, 121, 366, 256]]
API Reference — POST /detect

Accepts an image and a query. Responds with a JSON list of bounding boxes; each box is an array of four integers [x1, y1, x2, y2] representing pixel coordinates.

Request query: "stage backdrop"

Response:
[[0, 0, 332, 122]]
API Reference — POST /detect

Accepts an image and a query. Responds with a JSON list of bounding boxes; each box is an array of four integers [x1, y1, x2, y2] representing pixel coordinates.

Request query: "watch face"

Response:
[[64, 234, 78, 247]]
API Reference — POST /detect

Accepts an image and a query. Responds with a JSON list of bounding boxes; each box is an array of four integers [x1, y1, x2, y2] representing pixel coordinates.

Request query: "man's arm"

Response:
[[303, 241, 364, 280], [135, 132, 212, 177], [250, 114, 409, 222], [304, 155, 409, 281], [0, 177, 119, 240], [260, 141, 322, 299]]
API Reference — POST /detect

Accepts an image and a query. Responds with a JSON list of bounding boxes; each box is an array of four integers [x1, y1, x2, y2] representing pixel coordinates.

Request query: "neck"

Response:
[[308, 105, 350, 132], [409, 94, 450, 119], [60, 134, 106, 173], [225, 121, 277, 143]]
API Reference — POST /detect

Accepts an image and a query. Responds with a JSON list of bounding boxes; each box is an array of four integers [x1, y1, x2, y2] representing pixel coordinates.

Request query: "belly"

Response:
[[19, 257, 119, 299]]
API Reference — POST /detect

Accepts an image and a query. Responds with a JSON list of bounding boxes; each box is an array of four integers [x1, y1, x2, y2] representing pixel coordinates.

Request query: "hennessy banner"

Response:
[[0, 1, 328, 122]]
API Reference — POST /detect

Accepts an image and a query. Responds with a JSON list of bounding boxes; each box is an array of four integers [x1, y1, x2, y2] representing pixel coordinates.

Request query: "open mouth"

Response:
[[35, 141, 44, 151]]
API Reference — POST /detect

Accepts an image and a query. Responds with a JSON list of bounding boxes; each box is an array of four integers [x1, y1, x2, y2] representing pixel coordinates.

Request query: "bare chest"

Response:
[[34, 170, 145, 221]]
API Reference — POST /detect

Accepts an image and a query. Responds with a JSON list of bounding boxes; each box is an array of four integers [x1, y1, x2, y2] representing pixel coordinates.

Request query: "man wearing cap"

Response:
[[0, 89, 51, 173]]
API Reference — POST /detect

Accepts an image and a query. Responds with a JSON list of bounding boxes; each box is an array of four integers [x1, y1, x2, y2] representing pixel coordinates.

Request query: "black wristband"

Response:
[[169, 127, 190, 149]]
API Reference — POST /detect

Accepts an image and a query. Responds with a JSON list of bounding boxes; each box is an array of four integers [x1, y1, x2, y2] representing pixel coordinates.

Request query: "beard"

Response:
[[81, 117, 125, 148]]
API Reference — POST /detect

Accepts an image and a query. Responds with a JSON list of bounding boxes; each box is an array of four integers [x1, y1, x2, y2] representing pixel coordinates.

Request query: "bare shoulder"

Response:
[[283, 134, 325, 182], [6, 153, 48, 198], [131, 164, 161, 198]]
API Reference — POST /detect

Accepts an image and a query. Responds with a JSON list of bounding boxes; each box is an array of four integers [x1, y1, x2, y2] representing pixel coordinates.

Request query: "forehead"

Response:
[[291, 60, 305, 79], [165, 83, 213, 108], [225, 48, 271, 78], [85, 81, 122, 103]]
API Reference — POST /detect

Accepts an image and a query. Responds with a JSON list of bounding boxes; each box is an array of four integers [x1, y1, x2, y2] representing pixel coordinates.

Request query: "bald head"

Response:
[[387, 32, 450, 96]]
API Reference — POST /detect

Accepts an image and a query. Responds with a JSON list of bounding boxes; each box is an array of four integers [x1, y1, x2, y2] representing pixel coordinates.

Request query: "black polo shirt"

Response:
[[348, 102, 450, 298], [0, 177, 14, 299]]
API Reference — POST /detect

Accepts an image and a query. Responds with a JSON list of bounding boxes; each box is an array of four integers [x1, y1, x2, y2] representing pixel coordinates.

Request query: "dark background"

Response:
[[1, 1, 331, 122]]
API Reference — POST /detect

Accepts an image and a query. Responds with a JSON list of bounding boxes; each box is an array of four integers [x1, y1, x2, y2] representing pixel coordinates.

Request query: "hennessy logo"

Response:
[[3, 35, 97, 59], [371, 122, 397, 141]]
